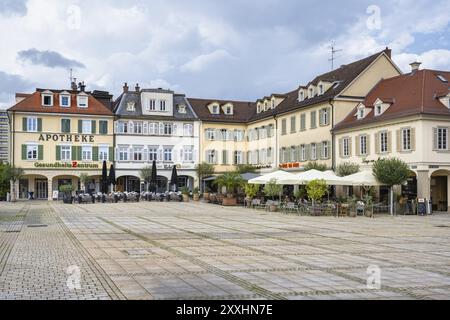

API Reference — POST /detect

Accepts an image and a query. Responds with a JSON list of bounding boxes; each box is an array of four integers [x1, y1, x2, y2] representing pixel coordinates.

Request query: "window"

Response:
[[99, 146, 109, 161], [42, 94, 53, 106], [258, 127, 266, 139], [267, 148, 272, 162], [220, 129, 229, 141], [163, 147, 173, 161], [163, 123, 173, 135], [357, 107, 365, 119], [207, 150, 216, 164], [82, 146, 92, 161], [437, 74, 448, 83], [375, 104, 382, 116], [222, 150, 228, 165], [99, 120, 108, 135], [298, 90, 304, 101], [300, 114, 306, 131], [183, 146, 194, 162], [322, 141, 329, 159], [126, 102, 135, 111], [300, 145, 306, 161], [290, 116, 296, 133], [134, 122, 143, 134], [148, 122, 157, 135], [183, 124, 193, 136], [234, 151, 243, 165], [118, 146, 129, 161], [148, 147, 158, 161], [281, 119, 287, 135], [82, 120, 92, 134], [225, 105, 233, 115], [234, 130, 244, 141], [27, 117, 38, 132], [310, 111, 317, 128], [212, 105, 219, 114], [148, 99, 156, 111], [178, 104, 186, 113], [159, 100, 166, 111], [309, 88, 314, 98], [402, 129, 411, 151], [205, 129, 215, 140], [61, 145, 71, 161], [77, 96, 88, 108], [437, 128, 448, 150], [360, 135, 367, 155], [27, 145, 38, 160], [380, 132, 388, 153], [319, 84, 324, 95], [133, 146, 143, 161], [320, 108, 329, 125], [60, 95, 70, 107], [343, 138, 350, 157], [311, 143, 317, 160], [118, 121, 128, 134]]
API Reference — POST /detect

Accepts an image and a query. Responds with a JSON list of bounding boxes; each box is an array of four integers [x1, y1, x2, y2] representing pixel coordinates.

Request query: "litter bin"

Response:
[[417, 198, 427, 216], [427, 199, 433, 215]]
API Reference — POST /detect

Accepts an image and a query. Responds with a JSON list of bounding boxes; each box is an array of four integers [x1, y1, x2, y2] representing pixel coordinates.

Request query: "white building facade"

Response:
[[114, 85, 200, 192]]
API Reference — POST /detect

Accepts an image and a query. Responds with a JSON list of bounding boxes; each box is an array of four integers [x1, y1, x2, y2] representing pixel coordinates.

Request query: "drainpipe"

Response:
[[273, 115, 278, 169], [328, 99, 335, 171]]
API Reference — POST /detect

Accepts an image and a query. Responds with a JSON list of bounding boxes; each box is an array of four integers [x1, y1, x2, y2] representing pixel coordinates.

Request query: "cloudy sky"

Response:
[[0, 0, 449, 107]]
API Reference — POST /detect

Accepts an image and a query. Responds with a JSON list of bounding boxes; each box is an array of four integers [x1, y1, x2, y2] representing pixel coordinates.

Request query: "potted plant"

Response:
[[243, 183, 259, 207], [59, 184, 74, 204], [79, 173, 90, 193], [203, 186, 211, 202], [180, 187, 190, 202], [214, 172, 243, 206], [306, 179, 328, 215], [193, 187, 200, 201], [263, 179, 283, 212]]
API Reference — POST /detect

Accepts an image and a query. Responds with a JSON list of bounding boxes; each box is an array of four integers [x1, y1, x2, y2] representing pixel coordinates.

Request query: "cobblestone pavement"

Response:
[[1, 201, 450, 300]]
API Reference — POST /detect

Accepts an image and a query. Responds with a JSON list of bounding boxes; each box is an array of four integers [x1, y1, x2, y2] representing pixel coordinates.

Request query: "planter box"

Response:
[[222, 197, 237, 206], [193, 194, 200, 201], [182, 194, 190, 202]]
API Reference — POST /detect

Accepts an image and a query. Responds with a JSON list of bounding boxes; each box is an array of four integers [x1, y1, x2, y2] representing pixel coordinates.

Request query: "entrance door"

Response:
[[19, 179, 29, 199], [126, 177, 140, 192], [35, 179, 48, 200]]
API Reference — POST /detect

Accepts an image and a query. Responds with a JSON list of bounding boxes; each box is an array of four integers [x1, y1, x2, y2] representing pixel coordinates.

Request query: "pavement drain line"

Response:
[[47, 204, 126, 300], [98, 216, 286, 300], [174, 215, 432, 300]]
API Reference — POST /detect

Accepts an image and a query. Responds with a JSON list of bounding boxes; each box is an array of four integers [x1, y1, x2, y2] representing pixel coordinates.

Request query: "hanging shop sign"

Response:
[[34, 161, 99, 169], [38, 134, 95, 143]]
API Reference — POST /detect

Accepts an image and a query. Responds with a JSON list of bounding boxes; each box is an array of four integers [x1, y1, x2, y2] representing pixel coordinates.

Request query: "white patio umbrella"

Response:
[[338, 171, 385, 187], [248, 170, 297, 185], [295, 169, 344, 185]]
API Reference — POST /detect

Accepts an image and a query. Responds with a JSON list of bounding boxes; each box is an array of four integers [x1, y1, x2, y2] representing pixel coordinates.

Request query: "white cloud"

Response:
[[180, 50, 235, 73], [394, 49, 450, 72]]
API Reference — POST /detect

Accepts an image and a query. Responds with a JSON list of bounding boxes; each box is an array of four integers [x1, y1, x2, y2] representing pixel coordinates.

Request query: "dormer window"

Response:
[[308, 86, 315, 99], [208, 103, 220, 115], [375, 103, 382, 116], [77, 94, 88, 108], [225, 106, 233, 115], [298, 90, 304, 102], [127, 102, 135, 111], [160, 100, 166, 111], [436, 74, 448, 83], [318, 84, 324, 95], [42, 91, 53, 106], [59, 93, 70, 107], [178, 104, 186, 114], [272, 99, 275, 108], [257, 104, 261, 113]]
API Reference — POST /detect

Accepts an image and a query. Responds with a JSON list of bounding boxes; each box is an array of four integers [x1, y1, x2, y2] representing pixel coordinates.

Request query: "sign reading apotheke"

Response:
[[38, 134, 95, 143], [34, 161, 99, 169]]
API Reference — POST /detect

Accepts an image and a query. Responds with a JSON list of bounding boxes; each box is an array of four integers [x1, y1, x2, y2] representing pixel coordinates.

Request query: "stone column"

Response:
[[416, 170, 430, 200], [47, 178, 53, 201]]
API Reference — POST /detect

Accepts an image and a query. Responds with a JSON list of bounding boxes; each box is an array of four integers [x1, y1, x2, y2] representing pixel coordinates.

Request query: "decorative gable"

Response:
[[354, 103, 370, 119], [373, 98, 392, 116]]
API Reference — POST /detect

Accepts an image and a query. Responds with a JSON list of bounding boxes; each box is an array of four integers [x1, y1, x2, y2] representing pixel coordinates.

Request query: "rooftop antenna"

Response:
[[328, 41, 342, 70]]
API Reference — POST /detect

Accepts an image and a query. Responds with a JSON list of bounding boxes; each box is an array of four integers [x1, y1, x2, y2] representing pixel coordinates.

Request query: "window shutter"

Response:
[[396, 130, 401, 152], [318, 143, 323, 159], [387, 131, 392, 153], [22, 117, 27, 131], [326, 107, 331, 125], [339, 138, 343, 158], [433, 128, 438, 150], [109, 147, 114, 161], [37, 118, 42, 132], [410, 128, 416, 151], [77, 146, 82, 160], [72, 146, 77, 160], [143, 122, 148, 135], [355, 136, 360, 156], [78, 120, 82, 133], [366, 136, 370, 156], [305, 144, 310, 161], [91, 120, 96, 134], [447, 128, 450, 150], [327, 141, 331, 159], [375, 133, 380, 154], [22, 144, 27, 160], [38, 145, 43, 160], [319, 109, 324, 126], [114, 122, 118, 134], [56, 146, 61, 161], [92, 146, 99, 161]]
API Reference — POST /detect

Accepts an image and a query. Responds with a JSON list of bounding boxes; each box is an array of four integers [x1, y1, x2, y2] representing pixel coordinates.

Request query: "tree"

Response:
[[235, 164, 256, 174], [263, 179, 283, 200], [0, 162, 10, 200], [336, 162, 360, 177], [139, 166, 153, 191], [214, 172, 244, 197], [195, 162, 215, 192], [79, 173, 90, 193], [306, 179, 328, 206], [304, 161, 327, 172], [243, 183, 259, 199], [372, 158, 410, 215], [1, 164, 24, 202]]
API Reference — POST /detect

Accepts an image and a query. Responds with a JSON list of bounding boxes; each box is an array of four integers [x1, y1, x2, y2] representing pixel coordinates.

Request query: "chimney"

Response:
[[410, 61, 422, 73], [384, 47, 391, 58], [78, 81, 86, 92], [123, 82, 129, 93], [71, 78, 77, 91], [135, 83, 140, 92]]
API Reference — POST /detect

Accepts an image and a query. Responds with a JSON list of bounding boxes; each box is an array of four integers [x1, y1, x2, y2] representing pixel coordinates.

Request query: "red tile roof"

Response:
[[187, 97, 255, 123], [8, 90, 114, 116], [334, 69, 450, 131]]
